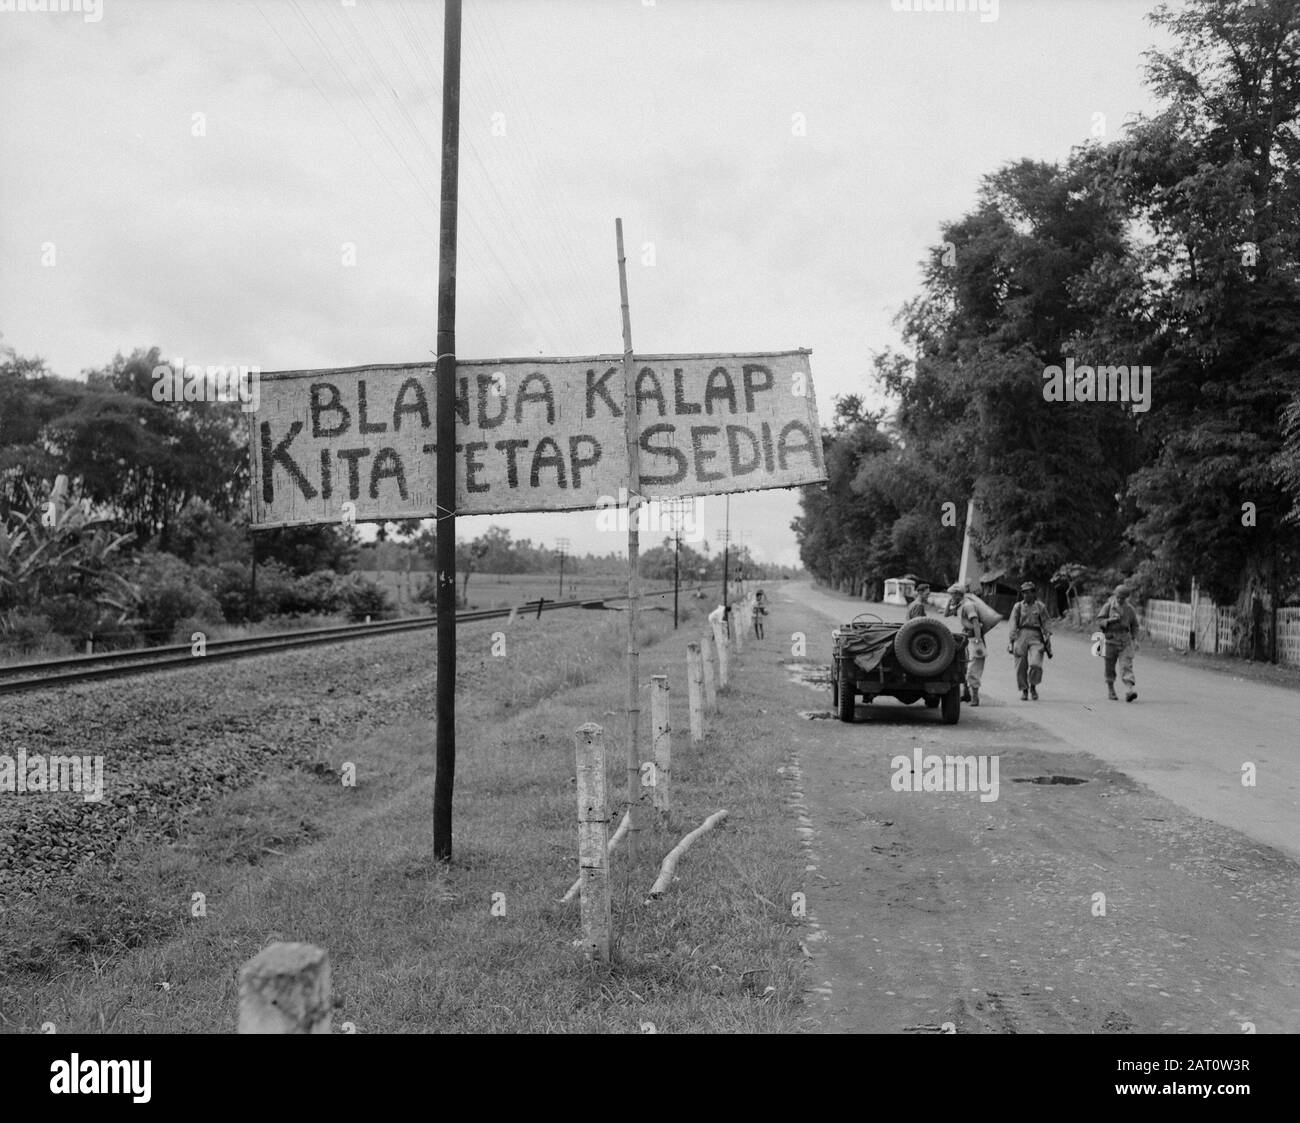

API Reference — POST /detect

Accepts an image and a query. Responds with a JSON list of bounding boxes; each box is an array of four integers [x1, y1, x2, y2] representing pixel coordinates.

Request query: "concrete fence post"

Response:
[[700, 633, 718, 712], [573, 722, 612, 961], [650, 675, 671, 813], [685, 643, 705, 745], [238, 942, 332, 1034], [711, 620, 731, 689]]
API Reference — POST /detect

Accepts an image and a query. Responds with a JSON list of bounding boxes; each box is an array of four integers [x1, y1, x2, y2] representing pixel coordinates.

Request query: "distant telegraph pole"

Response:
[[664, 497, 688, 629], [556, 537, 570, 599], [673, 520, 681, 628], [433, 0, 461, 863]]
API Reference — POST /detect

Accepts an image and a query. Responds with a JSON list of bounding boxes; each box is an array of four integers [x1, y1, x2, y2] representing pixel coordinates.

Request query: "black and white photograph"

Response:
[[0, 0, 1295, 1096]]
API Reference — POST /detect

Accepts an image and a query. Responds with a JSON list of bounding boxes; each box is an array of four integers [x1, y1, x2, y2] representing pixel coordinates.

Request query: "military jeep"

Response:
[[830, 613, 968, 724]]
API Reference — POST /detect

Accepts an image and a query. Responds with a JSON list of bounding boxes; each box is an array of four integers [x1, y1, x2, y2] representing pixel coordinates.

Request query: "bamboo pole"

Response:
[[686, 643, 705, 745], [650, 675, 671, 815], [711, 617, 731, 689], [646, 810, 728, 899], [616, 218, 643, 861], [700, 633, 718, 712], [573, 723, 612, 960]]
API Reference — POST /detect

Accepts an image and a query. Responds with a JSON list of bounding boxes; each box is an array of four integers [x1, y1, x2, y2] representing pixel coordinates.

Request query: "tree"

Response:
[[28, 347, 251, 550], [0, 478, 137, 640], [1073, 0, 1300, 606], [256, 524, 360, 576]]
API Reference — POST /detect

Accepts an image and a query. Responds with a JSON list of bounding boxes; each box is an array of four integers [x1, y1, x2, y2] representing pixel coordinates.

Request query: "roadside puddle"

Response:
[[1012, 775, 1090, 786], [786, 662, 831, 690]]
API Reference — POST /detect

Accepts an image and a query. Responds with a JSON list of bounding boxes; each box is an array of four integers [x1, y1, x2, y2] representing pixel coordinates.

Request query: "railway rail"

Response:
[[0, 585, 699, 695]]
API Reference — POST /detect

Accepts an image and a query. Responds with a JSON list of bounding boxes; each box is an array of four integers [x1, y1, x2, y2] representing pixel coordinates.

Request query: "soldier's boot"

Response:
[[1107, 682, 1118, 701], [1020, 690, 1029, 701], [969, 686, 980, 707], [1029, 686, 1039, 701], [1125, 689, 1137, 703]]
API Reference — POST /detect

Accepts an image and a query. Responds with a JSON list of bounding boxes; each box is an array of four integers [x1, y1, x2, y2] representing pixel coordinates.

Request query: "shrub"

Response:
[[340, 575, 395, 621], [170, 614, 217, 646], [193, 560, 255, 624], [127, 552, 223, 640], [285, 570, 348, 615], [414, 575, 437, 611], [249, 559, 297, 620], [1, 610, 53, 654]]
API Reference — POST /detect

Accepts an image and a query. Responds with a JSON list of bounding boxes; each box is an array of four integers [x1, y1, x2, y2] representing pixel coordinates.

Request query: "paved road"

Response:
[[758, 580, 1300, 1033], [786, 581, 1300, 862]]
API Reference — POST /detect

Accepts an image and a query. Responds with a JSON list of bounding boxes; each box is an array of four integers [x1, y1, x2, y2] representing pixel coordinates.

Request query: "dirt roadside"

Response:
[[739, 581, 1300, 1034]]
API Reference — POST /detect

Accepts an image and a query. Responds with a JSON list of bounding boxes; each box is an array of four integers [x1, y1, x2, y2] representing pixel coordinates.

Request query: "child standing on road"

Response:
[[906, 583, 931, 620]]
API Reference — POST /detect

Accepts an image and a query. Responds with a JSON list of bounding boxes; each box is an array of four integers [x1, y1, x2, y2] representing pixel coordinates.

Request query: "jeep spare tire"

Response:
[[893, 618, 956, 677]]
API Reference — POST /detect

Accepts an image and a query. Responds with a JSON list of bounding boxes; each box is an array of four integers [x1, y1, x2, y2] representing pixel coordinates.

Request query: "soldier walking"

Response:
[[1096, 583, 1139, 701], [1008, 581, 1052, 701], [947, 583, 985, 707]]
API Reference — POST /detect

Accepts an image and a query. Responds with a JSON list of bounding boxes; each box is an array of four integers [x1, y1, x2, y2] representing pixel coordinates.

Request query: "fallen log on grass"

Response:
[[560, 811, 631, 903], [646, 810, 728, 899]]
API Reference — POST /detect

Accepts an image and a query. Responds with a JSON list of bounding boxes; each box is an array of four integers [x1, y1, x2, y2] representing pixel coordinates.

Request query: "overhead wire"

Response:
[[277, 0, 554, 349], [337, 0, 579, 350], [257, 0, 623, 360], [465, 2, 615, 343], [409, 0, 602, 349]]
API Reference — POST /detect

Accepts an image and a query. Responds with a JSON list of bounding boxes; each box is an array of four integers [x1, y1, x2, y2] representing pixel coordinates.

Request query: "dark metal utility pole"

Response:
[[557, 537, 569, 599], [433, 0, 461, 863]]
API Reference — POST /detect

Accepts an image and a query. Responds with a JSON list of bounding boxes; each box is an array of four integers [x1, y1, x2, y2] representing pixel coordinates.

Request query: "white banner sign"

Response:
[[248, 350, 824, 527]]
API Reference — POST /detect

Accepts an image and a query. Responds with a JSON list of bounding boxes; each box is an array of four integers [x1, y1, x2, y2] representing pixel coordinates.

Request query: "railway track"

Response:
[[0, 586, 696, 695]]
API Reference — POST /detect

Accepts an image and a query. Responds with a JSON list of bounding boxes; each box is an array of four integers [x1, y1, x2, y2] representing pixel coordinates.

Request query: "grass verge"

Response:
[[0, 600, 806, 1033]]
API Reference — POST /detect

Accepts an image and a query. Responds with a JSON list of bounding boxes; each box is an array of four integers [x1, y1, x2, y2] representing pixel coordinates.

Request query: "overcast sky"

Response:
[[0, 0, 1169, 566]]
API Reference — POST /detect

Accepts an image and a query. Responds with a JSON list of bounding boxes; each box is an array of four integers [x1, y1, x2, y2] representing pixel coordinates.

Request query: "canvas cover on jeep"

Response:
[[836, 623, 902, 674]]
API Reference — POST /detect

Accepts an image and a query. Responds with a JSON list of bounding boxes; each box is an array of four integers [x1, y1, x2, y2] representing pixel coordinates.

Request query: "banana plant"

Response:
[[0, 479, 137, 633]]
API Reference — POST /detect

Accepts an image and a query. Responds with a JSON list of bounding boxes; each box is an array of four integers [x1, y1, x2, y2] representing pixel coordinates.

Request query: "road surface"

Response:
[[752, 580, 1300, 1033], [791, 581, 1300, 862]]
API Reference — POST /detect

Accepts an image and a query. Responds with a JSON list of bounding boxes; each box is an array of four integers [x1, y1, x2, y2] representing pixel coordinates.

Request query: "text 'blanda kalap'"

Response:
[[248, 351, 826, 527]]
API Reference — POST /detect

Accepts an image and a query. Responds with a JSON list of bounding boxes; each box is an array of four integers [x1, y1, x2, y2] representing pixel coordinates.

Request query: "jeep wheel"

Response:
[[894, 618, 957, 677], [940, 686, 961, 724], [837, 658, 855, 723]]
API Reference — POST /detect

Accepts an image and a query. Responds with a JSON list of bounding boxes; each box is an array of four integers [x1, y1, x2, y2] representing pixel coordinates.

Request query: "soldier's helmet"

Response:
[[1020, 581, 1036, 593], [947, 583, 964, 595], [1114, 584, 1131, 597]]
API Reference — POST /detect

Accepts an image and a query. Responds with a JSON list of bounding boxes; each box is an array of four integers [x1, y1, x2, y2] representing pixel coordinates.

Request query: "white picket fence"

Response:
[[1277, 608, 1300, 666], [1132, 598, 1300, 667], [1138, 599, 1192, 650]]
